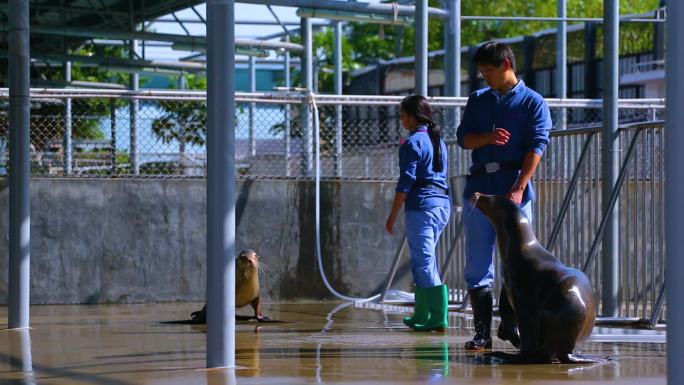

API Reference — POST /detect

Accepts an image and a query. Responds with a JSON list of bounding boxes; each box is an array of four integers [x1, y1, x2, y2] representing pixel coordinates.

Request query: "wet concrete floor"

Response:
[[0, 302, 667, 384]]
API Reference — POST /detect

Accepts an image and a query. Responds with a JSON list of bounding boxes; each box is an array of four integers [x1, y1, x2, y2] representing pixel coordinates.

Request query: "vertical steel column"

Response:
[[61, 1, 72, 175], [556, 0, 567, 129], [445, 0, 460, 98], [415, 0, 428, 96], [110, 100, 117, 176], [284, 36, 291, 177], [301, 17, 313, 176], [206, 0, 236, 368], [334, 21, 343, 177], [601, 0, 620, 317], [445, 0, 460, 140], [666, 0, 684, 380], [178, 74, 188, 176], [8, 329, 33, 384], [248, 55, 256, 157], [64, 60, 73, 175], [129, 41, 139, 175], [8, 0, 31, 330]]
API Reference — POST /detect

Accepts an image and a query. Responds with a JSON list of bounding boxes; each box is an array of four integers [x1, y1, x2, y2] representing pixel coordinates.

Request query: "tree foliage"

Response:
[[307, 0, 661, 91]]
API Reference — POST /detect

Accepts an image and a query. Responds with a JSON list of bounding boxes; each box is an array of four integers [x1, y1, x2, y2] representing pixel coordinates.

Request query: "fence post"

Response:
[[284, 39, 291, 177], [601, 0, 620, 317], [666, 0, 684, 380], [110, 99, 117, 176], [64, 61, 73, 176], [334, 21, 343, 178], [301, 17, 313, 177], [8, 0, 31, 330]]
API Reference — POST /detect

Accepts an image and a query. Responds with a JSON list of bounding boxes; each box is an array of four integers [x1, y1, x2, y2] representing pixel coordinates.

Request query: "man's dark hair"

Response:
[[473, 41, 517, 72]]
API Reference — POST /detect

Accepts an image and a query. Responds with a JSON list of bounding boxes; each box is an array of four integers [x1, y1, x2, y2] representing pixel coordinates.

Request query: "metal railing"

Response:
[[437, 120, 666, 324], [0, 89, 665, 179], [0, 89, 667, 322]]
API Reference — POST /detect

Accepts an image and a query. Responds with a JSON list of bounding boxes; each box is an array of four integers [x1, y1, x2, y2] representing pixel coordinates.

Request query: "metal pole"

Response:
[[64, 60, 73, 175], [237, 0, 449, 18], [61, 1, 72, 176], [110, 99, 117, 176], [334, 21, 343, 177], [601, 0, 620, 317], [301, 17, 313, 176], [249, 55, 256, 157], [557, 0, 567, 130], [129, 41, 139, 175], [178, 73, 188, 176], [206, 0, 236, 368], [445, 0, 460, 98], [445, 0, 461, 133], [415, 0, 428, 96], [666, 0, 684, 379], [284, 35, 291, 177], [8, 0, 31, 330]]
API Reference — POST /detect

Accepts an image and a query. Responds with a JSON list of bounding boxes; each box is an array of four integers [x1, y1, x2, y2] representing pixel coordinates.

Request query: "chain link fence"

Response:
[[0, 90, 665, 180]]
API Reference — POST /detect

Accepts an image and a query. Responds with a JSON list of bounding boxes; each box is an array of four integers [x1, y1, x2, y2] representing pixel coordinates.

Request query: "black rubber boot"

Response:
[[496, 285, 521, 348], [464, 287, 493, 351]]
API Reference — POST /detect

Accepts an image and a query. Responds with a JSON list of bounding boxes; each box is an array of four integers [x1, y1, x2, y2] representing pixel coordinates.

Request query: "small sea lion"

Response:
[[472, 193, 597, 364], [190, 249, 268, 323]]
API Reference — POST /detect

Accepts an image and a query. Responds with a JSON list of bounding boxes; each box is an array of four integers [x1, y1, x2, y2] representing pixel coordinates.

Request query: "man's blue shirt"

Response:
[[396, 126, 451, 211], [456, 80, 551, 202]]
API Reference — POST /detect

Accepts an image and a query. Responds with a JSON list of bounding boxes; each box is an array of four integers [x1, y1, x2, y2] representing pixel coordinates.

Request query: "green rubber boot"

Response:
[[403, 286, 429, 327], [413, 284, 449, 332]]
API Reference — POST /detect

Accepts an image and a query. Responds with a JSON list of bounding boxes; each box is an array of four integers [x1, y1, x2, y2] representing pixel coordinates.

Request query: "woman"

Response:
[[386, 95, 451, 332]]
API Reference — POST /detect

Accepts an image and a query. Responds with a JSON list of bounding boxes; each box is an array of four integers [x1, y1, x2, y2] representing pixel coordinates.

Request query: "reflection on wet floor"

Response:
[[0, 302, 666, 384]]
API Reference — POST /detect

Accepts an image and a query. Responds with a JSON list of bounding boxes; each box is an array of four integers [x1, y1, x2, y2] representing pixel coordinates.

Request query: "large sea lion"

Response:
[[190, 249, 267, 323], [472, 193, 596, 364]]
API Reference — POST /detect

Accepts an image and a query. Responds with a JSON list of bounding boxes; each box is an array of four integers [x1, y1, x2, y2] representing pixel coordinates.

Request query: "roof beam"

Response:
[[236, 0, 449, 18], [29, 25, 304, 52]]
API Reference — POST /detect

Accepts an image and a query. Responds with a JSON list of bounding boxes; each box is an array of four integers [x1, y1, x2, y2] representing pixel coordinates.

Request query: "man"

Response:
[[456, 41, 552, 350]]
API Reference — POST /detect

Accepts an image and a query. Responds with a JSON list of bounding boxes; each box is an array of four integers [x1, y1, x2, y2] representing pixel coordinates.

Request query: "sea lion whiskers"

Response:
[[256, 261, 268, 275]]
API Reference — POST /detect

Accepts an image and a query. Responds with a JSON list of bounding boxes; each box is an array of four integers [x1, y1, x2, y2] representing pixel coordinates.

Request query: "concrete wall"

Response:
[[0, 179, 412, 304]]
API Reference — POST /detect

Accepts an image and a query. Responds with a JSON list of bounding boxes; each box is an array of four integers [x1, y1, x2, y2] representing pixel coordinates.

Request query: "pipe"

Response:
[[129, 38, 139, 176], [29, 25, 305, 52], [556, 0, 567, 130], [237, 0, 448, 18], [248, 55, 256, 157], [284, 36, 291, 177], [206, 0, 236, 369], [64, 60, 73, 175], [601, 0, 620, 317], [301, 17, 313, 177], [8, 0, 31, 330], [666, 0, 684, 380], [415, 0, 428, 95], [334, 21, 342, 177]]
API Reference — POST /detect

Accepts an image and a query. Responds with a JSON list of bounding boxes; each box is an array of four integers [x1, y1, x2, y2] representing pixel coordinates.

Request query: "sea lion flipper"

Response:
[[191, 305, 207, 323]]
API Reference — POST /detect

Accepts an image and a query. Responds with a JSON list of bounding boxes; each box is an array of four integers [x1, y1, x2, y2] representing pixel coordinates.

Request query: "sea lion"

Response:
[[472, 193, 597, 364], [190, 249, 267, 323]]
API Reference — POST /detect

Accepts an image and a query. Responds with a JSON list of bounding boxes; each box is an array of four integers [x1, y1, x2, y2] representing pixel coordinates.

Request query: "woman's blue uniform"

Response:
[[395, 126, 451, 288]]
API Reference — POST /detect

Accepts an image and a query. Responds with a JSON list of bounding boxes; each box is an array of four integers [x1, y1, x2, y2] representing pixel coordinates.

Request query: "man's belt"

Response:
[[468, 161, 522, 178], [414, 179, 449, 194]]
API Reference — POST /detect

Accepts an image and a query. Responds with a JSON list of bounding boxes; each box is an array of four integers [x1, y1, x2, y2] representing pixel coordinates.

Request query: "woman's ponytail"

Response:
[[400, 95, 444, 172]]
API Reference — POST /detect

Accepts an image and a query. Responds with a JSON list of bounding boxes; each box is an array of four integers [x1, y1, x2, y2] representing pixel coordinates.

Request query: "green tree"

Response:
[[306, 0, 661, 89]]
